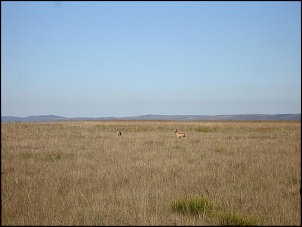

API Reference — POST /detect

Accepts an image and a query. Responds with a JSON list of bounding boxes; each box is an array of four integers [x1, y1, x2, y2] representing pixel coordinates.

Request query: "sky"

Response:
[[1, 1, 301, 118]]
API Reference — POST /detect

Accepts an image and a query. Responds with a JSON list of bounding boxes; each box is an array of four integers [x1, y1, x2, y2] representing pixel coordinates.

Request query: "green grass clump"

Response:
[[173, 144, 182, 149], [44, 152, 62, 161], [195, 126, 216, 133], [216, 210, 258, 226], [214, 146, 227, 153], [171, 196, 260, 226], [171, 196, 215, 216], [20, 153, 35, 159]]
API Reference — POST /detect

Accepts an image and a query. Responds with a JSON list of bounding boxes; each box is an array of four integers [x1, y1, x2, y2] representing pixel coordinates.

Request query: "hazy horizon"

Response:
[[2, 1, 301, 118], [1, 113, 300, 120]]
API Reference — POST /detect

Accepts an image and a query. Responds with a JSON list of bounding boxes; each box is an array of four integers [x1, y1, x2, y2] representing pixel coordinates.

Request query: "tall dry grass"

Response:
[[1, 120, 301, 225]]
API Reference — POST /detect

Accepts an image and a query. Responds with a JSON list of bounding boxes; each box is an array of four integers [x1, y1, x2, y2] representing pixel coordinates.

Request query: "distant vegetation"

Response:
[[1, 120, 301, 225]]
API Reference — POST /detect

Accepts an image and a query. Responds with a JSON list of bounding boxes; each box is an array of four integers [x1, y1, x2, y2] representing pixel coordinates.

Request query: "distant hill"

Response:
[[1, 115, 68, 123], [122, 114, 301, 121], [1, 114, 300, 123]]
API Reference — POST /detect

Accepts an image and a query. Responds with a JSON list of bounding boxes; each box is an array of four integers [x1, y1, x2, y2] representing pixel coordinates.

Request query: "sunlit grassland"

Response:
[[1, 120, 301, 225]]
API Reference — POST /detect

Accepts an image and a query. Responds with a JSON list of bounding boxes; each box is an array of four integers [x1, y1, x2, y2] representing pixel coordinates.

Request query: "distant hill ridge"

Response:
[[1, 114, 301, 122]]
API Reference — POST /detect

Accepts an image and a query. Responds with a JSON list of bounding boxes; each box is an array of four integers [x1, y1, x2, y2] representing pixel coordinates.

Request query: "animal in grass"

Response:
[[116, 129, 122, 137], [175, 129, 185, 138]]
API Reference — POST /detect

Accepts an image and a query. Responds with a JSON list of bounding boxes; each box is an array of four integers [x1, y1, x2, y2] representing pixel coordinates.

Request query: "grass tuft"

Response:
[[171, 196, 215, 216], [195, 126, 216, 133], [20, 153, 35, 159], [171, 196, 260, 226], [44, 152, 62, 161], [173, 144, 182, 149], [215, 210, 259, 226]]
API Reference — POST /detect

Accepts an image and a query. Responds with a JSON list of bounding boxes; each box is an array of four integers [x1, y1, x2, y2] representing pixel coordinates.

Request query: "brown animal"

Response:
[[116, 129, 122, 137], [175, 129, 185, 138]]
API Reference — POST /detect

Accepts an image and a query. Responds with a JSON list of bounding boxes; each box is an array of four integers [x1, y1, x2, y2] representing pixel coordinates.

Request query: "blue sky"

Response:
[[1, 1, 301, 117]]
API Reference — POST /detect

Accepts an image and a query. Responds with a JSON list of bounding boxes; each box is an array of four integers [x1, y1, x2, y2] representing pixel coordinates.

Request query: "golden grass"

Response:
[[1, 120, 301, 225]]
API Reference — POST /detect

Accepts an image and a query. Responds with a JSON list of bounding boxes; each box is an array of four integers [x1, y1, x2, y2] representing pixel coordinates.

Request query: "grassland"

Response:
[[1, 120, 301, 225]]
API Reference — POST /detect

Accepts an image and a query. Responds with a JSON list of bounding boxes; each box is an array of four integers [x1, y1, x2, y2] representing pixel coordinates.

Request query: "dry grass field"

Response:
[[1, 120, 301, 226]]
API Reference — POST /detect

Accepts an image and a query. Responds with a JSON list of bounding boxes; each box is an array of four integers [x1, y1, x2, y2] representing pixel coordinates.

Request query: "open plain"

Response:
[[1, 120, 301, 225]]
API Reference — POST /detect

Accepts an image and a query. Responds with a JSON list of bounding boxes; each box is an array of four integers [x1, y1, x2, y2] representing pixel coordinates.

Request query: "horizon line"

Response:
[[2, 113, 301, 118]]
